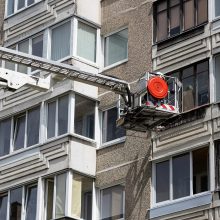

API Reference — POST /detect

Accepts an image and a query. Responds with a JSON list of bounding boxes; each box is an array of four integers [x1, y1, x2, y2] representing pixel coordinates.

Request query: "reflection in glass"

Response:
[[10, 187, 22, 220], [173, 154, 190, 199]]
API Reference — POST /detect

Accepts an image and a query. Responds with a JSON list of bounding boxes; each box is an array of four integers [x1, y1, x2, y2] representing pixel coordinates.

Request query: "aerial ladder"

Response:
[[0, 47, 181, 132]]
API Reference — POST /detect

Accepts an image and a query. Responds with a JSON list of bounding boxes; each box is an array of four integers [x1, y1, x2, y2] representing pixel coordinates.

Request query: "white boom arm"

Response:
[[0, 67, 51, 91]]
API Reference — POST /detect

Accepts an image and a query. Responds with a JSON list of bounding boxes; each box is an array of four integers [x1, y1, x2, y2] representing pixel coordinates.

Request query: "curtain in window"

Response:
[[77, 22, 96, 62], [197, 0, 207, 25], [55, 173, 66, 218], [105, 29, 128, 66], [184, 0, 194, 30], [51, 22, 71, 61]]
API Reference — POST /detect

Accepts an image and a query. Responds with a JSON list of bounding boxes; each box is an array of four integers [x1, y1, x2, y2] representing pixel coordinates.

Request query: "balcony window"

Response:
[[74, 94, 95, 139], [47, 95, 69, 139], [77, 21, 97, 62], [13, 106, 40, 150], [154, 0, 208, 42], [171, 60, 209, 111], [154, 147, 209, 204], [0, 194, 8, 219], [104, 28, 128, 67], [7, 0, 37, 16], [101, 185, 125, 220], [102, 107, 125, 143], [51, 21, 71, 61], [71, 174, 93, 220]]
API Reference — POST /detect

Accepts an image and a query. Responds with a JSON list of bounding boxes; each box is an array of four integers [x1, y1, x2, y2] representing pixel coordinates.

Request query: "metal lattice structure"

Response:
[[0, 47, 129, 94]]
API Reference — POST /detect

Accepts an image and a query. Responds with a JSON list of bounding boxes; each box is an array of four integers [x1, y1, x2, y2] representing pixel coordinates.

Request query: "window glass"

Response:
[[170, 3, 180, 36], [58, 95, 68, 135], [14, 114, 26, 150], [75, 95, 95, 139], [47, 101, 56, 139], [10, 187, 22, 220], [156, 161, 169, 202], [101, 185, 124, 220], [0, 194, 8, 219], [17, 0, 25, 10], [182, 66, 195, 111], [45, 179, 54, 220], [51, 22, 71, 61], [18, 40, 29, 74], [157, 11, 167, 41], [104, 29, 128, 66], [7, 0, 14, 16], [32, 35, 43, 57], [77, 22, 97, 62], [197, 0, 207, 25], [193, 147, 209, 194], [102, 107, 125, 143], [0, 118, 11, 157], [5, 46, 16, 71], [215, 55, 220, 102], [184, 0, 194, 30], [71, 174, 93, 219], [55, 173, 66, 218], [215, 0, 220, 17], [27, 106, 40, 147], [173, 154, 190, 199], [27, 0, 34, 6], [25, 185, 37, 220]]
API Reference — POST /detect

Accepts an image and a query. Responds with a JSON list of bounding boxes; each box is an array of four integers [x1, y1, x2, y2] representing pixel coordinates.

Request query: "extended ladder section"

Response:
[[0, 47, 129, 94], [0, 47, 181, 131]]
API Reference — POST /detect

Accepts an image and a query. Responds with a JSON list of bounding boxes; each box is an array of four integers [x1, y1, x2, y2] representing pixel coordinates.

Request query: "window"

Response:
[[4, 34, 44, 74], [102, 107, 125, 143], [215, 141, 220, 190], [71, 174, 93, 220], [47, 95, 69, 139], [171, 60, 209, 111], [154, 147, 209, 204], [74, 94, 96, 139], [13, 106, 40, 150], [216, 0, 220, 18], [101, 185, 125, 220], [7, 0, 36, 16], [51, 21, 71, 61], [154, 0, 208, 42], [104, 29, 128, 67], [0, 118, 11, 157], [77, 21, 97, 62], [0, 184, 38, 220]]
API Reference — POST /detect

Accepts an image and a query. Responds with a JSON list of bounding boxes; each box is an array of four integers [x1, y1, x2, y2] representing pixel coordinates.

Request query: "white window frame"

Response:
[[101, 105, 126, 148], [103, 27, 128, 70], [152, 147, 210, 207], [5, 0, 39, 18], [46, 94, 70, 140], [100, 185, 125, 220], [75, 18, 99, 65]]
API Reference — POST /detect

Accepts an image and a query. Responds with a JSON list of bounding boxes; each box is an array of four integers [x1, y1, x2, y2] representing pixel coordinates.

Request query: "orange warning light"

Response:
[[147, 76, 168, 99]]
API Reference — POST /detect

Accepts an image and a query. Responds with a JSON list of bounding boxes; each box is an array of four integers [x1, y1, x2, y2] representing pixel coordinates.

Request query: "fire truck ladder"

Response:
[[0, 47, 179, 131]]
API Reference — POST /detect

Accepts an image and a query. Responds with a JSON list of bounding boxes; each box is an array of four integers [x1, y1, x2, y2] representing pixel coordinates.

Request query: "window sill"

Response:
[[150, 191, 212, 219], [103, 59, 128, 72], [99, 136, 126, 149], [72, 55, 99, 69]]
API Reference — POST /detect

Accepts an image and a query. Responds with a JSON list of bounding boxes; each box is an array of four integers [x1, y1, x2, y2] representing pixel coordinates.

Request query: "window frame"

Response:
[[100, 185, 125, 220], [152, 146, 210, 206], [46, 94, 70, 140], [5, 0, 38, 17], [154, 0, 208, 43], [103, 27, 128, 69], [101, 106, 126, 147]]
